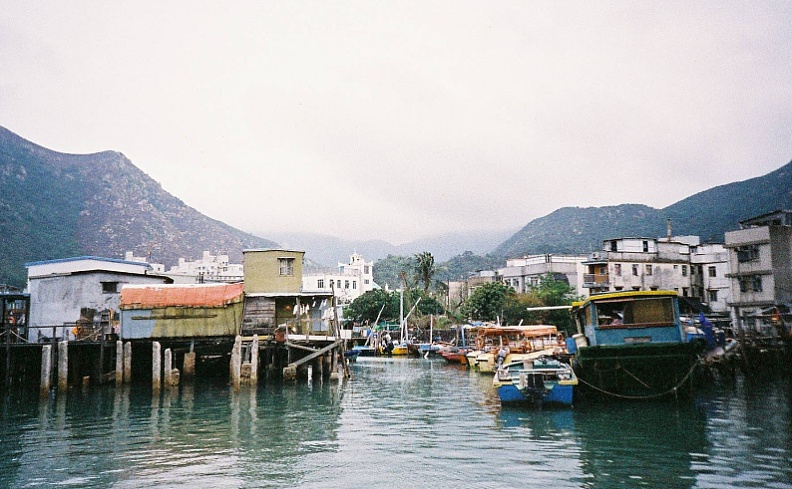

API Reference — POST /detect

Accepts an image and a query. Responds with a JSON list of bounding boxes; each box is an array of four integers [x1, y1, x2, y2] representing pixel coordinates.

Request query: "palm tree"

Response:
[[414, 251, 436, 293]]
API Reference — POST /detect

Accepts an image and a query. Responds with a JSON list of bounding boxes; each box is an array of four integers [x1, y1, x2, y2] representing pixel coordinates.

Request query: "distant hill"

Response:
[[264, 228, 517, 266], [493, 159, 792, 258], [0, 126, 277, 287]]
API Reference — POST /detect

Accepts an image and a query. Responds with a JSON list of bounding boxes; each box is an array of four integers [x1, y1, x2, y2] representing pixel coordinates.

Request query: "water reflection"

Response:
[[0, 360, 791, 488]]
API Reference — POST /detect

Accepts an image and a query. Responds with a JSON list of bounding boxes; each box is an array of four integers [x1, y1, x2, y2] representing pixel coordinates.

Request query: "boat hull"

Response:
[[497, 382, 575, 407], [573, 342, 699, 399]]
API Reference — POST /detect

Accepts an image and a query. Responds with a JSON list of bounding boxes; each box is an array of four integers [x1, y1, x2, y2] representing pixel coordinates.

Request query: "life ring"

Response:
[[475, 336, 485, 350]]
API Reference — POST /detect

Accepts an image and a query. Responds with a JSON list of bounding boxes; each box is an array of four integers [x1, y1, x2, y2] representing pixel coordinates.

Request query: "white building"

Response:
[[498, 254, 587, 297], [725, 210, 792, 331], [302, 252, 376, 303], [165, 250, 244, 284], [690, 243, 731, 314]]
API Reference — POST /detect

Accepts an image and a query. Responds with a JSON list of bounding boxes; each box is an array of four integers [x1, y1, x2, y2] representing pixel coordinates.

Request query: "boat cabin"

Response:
[[572, 290, 684, 347]]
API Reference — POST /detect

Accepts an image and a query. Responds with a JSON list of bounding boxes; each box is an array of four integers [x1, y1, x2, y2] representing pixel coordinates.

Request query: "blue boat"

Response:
[[494, 356, 578, 407], [569, 290, 700, 399]]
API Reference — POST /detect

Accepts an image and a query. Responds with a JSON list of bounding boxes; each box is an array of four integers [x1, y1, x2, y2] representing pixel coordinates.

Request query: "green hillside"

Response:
[[0, 126, 277, 288]]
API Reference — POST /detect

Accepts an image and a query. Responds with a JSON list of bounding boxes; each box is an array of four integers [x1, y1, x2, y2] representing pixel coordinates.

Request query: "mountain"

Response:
[[264, 228, 517, 267], [0, 126, 277, 287], [493, 159, 792, 258]]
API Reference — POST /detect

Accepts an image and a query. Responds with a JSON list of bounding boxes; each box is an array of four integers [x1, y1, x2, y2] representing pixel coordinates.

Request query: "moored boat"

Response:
[[470, 325, 566, 373], [494, 355, 577, 407], [570, 290, 701, 400]]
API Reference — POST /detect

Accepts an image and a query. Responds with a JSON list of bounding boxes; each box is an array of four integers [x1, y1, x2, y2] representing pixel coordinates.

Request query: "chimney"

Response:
[[666, 218, 672, 241]]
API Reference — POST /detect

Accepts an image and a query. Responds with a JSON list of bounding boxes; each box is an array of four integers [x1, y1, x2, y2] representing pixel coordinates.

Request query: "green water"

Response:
[[1, 357, 791, 488]]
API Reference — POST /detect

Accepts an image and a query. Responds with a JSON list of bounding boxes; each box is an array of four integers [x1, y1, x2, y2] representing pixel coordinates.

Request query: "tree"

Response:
[[461, 281, 513, 322], [500, 273, 581, 333], [345, 289, 400, 324], [414, 251, 436, 293]]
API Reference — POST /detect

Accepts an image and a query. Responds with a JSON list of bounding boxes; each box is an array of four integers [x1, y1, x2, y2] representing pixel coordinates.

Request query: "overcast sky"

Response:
[[2, 2, 791, 244]]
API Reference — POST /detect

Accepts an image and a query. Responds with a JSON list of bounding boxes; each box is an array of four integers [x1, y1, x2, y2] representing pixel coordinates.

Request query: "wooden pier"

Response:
[[1, 332, 350, 395]]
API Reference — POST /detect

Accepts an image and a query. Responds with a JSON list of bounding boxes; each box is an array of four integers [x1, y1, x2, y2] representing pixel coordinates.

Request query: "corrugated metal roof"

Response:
[[120, 283, 244, 309]]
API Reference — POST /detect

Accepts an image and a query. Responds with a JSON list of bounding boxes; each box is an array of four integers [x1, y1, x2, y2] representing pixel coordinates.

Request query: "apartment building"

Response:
[[725, 210, 792, 331]]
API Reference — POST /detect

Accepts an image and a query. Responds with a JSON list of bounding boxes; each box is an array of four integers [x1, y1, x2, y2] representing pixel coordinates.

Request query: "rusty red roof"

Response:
[[120, 283, 244, 309]]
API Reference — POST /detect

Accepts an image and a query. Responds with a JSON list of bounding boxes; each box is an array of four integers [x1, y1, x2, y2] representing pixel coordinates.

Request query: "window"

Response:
[[101, 282, 119, 294], [738, 276, 764, 293], [682, 287, 689, 297], [364, 266, 370, 274], [610, 240, 618, 252], [682, 265, 688, 277], [614, 264, 622, 276], [708, 290, 718, 302], [278, 258, 294, 276], [645, 264, 653, 276], [344, 280, 349, 289], [337, 280, 342, 288], [364, 279, 370, 285], [317, 279, 325, 288], [737, 245, 760, 262], [708, 266, 717, 278], [642, 241, 649, 252], [352, 281, 357, 290], [632, 264, 638, 276]]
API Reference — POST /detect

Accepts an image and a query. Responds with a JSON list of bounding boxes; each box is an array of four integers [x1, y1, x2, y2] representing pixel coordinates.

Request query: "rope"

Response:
[[577, 358, 702, 401]]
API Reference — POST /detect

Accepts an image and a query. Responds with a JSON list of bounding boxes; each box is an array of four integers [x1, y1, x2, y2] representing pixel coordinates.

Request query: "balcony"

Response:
[[583, 273, 610, 288]]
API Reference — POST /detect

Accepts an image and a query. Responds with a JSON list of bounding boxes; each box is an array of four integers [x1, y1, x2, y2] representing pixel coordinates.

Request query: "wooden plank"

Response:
[[287, 340, 342, 369]]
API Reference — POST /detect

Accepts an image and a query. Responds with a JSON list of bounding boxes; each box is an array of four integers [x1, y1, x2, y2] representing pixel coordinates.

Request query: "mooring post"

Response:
[[115, 340, 123, 387], [152, 341, 161, 393], [250, 334, 259, 385], [40, 344, 52, 397], [123, 341, 132, 384], [230, 335, 242, 391], [57, 340, 68, 393]]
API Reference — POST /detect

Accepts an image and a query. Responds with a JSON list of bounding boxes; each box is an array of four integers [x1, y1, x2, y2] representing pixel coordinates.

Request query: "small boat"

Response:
[[438, 346, 468, 364], [344, 348, 361, 361], [494, 356, 577, 407]]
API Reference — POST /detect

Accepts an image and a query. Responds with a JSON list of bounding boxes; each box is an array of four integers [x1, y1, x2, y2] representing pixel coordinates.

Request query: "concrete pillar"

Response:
[[123, 342, 132, 384], [250, 335, 259, 385], [230, 335, 242, 391], [115, 340, 123, 387], [57, 340, 68, 393], [182, 352, 196, 381], [40, 344, 52, 398], [164, 348, 173, 388], [152, 341, 161, 392]]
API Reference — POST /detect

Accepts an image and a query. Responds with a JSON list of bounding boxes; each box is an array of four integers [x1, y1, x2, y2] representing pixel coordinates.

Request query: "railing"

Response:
[[583, 274, 610, 287]]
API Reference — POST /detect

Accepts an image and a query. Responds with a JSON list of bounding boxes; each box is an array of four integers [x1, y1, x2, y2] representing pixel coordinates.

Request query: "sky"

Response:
[[1, 2, 791, 245]]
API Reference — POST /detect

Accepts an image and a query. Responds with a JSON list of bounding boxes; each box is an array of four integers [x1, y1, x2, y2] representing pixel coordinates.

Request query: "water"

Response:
[[1, 357, 791, 488]]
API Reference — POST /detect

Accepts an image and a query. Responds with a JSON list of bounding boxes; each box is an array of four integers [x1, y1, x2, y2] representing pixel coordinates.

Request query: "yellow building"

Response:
[[242, 249, 333, 336], [243, 249, 304, 294]]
